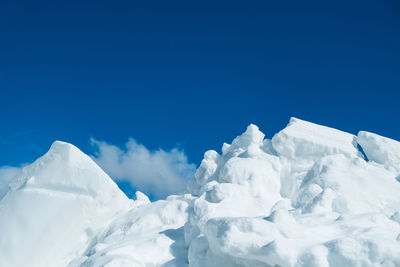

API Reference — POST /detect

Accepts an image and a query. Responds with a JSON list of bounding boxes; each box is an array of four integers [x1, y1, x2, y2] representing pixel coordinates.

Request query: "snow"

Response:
[[0, 141, 132, 267], [295, 154, 400, 215], [185, 118, 400, 267], [272, 117, 360, 162], [358, 130, 400, 173], [0, 166, 20, 200], [271, 117, 362, 198], [1, 118, 400, 267], [69, 195, 191, 267]]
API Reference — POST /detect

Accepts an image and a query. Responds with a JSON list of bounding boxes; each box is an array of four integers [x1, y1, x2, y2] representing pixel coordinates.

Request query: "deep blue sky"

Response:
[[1, 0, 400, 167]]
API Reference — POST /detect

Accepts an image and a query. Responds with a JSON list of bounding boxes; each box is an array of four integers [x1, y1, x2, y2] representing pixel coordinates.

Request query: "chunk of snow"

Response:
[[296, 154, 400, 215], [272, 117, 360, 162], [222, 124, 265, 158], [358, 130, 400, 173], [132, 191, 151, 208], [272, 117, 362, 199]]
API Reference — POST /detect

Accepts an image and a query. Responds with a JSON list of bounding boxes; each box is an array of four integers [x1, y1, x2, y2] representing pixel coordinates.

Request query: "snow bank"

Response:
[[2, 118, 400, 267], [0, 141, 132, 267]]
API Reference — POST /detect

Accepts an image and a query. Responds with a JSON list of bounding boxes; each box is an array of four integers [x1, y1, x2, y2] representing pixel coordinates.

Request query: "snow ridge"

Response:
[[1, 118, 400, 267]]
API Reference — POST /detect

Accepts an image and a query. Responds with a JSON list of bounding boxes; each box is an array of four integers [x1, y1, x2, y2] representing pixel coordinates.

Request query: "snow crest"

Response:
[[1, 118, 400, 267]]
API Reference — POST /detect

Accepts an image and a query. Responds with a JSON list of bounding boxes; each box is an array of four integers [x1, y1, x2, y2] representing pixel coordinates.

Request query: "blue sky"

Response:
[[1, 0, 400, 198]]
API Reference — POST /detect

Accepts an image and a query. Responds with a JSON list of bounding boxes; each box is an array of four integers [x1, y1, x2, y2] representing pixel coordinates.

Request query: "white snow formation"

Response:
[[1, 118, 400, 267]]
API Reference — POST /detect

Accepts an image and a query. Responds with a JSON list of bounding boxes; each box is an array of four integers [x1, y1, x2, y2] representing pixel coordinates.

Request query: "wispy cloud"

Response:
[[0, 166, 21, 199], [90, 138, 196, 199]]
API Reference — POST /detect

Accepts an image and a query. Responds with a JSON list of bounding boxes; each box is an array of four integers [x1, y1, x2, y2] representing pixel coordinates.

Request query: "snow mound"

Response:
[[184, 118, 400, 267], [1, 118, 400, 267], [0, 141, 132, 267]]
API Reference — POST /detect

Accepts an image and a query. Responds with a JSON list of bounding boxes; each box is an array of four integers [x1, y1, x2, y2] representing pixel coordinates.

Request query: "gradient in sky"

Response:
[[1, 0, 399, 174]]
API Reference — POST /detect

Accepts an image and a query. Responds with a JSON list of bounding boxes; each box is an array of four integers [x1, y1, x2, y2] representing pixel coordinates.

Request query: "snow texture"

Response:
[[1, 118, 400, 267]]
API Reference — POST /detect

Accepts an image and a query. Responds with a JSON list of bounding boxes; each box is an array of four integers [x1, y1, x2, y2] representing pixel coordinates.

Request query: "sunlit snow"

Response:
[[1, 118, 400, 267]]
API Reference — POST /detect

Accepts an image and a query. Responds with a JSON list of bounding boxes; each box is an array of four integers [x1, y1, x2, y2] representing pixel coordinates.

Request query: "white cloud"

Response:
[[0, 166, 21, 200], [90, 138, 196, 199]]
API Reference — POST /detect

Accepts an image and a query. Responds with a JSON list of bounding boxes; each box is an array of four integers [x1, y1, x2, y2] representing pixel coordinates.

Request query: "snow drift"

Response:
[[1, 118, 400, 267]]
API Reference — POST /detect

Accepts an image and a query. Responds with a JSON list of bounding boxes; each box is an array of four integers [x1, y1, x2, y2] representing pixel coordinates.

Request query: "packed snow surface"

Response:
[[1, 118, 400, 267]]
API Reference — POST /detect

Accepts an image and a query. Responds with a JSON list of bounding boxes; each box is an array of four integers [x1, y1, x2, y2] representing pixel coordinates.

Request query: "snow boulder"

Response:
[[272, 117, 362, 198], [272, 117, 360, 162], [0, 141, 132, 267], [358, 131, 400, 173]]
